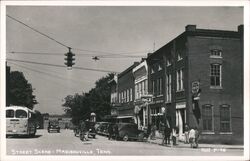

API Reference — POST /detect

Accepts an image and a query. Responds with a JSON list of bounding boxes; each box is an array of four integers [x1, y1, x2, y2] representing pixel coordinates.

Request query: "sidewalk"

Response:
[[146, 137, 243, 150]]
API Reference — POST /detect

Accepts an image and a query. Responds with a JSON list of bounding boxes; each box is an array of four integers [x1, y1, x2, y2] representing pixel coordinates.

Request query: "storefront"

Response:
[[175, 102, 186, 141]]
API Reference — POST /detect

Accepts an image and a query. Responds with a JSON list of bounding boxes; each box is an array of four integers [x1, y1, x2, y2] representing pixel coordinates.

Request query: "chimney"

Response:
[[147, 53, 153, 57], [238, 25, 243, 34], [185, 25, 196, 31]]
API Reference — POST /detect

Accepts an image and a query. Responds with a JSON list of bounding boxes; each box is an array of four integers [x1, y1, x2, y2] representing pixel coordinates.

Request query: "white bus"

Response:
[[6, 106, 37, 137]]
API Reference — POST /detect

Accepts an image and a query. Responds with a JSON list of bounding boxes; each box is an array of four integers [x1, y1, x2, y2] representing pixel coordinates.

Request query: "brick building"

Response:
[[116, 62, 139, 123], [147, 25, 243, 144]]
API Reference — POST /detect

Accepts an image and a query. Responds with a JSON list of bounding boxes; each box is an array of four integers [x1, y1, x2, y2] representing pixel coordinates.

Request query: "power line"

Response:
[[7, 15, 148, 57], [8, 61, 84, 84], [7, 14, 69, 49], [8, 51, 145, 58], [7, 59, 118, 73], [8, 62, 80, 91]]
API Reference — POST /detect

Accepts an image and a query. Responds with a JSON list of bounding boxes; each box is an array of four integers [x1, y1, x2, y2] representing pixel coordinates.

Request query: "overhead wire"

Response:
[[8, 61, 86, 84], [7, 59, 118, 73], [7, 51, 145, 58], [8, 62, 79, 92], [7, 14, 148, 57]]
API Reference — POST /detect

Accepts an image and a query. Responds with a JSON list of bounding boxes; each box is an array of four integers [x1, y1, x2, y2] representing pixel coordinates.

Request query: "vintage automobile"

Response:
[[97, 122, 109, 136], [116, 123, 147, 142], [79, 120, 96, 141], [48, 120, 60, 133]]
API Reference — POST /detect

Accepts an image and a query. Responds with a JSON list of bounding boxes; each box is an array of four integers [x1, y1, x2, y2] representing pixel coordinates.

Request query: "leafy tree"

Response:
[[62, 73, 114, 125], [8, 71, 38, 109]]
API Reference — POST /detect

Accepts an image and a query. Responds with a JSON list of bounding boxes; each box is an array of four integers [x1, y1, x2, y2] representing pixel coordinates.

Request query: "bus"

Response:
[[6, 106, 37, 137]]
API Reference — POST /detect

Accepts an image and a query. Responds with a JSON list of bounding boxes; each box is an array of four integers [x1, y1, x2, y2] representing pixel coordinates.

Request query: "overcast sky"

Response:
[[6, 6, 243, 114]]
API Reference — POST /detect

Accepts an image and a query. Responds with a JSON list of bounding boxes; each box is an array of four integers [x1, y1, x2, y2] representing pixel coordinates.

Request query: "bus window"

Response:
[[6, 109, 14, 118], [16, 110, 28, 118]]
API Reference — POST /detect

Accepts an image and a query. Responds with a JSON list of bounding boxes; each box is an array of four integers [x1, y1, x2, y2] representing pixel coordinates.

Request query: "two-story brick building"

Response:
[[147, 25, 243, 144]]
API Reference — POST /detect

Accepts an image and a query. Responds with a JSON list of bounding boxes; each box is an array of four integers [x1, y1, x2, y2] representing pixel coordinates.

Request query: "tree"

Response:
[[62, 73, 114, 125], [8, 71, 38, 109]]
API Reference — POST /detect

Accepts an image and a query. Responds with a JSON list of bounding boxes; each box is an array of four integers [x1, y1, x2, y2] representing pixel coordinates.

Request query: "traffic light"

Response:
[[64, 48, 75, 69]]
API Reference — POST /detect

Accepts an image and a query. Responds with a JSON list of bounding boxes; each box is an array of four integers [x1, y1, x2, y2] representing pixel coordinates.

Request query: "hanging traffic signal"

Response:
[[64, 48, 75, 69]]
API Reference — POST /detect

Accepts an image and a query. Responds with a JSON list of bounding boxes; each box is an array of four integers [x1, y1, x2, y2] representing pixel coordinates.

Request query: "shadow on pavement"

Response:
[[6, 135, 42, 139]]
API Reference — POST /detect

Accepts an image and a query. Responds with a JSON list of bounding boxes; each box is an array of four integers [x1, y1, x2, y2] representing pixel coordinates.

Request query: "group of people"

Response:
[[184, 124, 200, 148], [107, 123, 119, 140], [147, 123, 199, 148]]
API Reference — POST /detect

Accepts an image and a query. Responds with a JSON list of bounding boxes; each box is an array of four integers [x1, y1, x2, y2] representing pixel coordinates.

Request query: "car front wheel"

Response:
[[123, 134, 129, 141]]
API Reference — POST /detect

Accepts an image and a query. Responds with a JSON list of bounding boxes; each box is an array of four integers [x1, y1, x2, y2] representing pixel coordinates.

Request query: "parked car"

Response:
[[116, 123, 147, 141], [48, 120, 60, 133], [97, 122, 109, 136]]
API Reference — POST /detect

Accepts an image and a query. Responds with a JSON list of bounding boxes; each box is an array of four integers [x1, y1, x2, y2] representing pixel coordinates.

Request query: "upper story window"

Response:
[[177, 52, 183, 61], [158, 64, 162, 71], [210, 64, 222, 88], [166, 74, 172, 102], [176, 69, 184, 91], [166, 59, 172, 66], [130, 88, 133, 101], [151, 68, 155, 74], [210, 49, 222, 58]]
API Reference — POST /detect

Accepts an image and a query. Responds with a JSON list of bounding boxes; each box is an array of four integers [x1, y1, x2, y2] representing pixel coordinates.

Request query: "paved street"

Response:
[[6, 129, 243, 156]]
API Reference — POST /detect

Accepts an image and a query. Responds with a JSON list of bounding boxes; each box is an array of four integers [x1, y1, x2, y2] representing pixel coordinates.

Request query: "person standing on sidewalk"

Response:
[[108, 123, 113, 140], [184, 124, 190, 144], [114, 123, 119, 140], [172, 127, 177, 145], [189, 127, 196, 148], [151, 124, 156, 140], [147, 124, 151, 140], [162, 125, 171, 145], [194, 127, 199, 148]]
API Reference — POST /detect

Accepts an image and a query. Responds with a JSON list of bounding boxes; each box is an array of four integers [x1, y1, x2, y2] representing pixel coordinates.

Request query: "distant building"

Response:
[[43, 114, 74, 129]]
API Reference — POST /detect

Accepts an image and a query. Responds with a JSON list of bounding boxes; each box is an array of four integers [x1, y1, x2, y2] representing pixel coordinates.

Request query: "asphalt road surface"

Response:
[[6, 129, 243, 156]]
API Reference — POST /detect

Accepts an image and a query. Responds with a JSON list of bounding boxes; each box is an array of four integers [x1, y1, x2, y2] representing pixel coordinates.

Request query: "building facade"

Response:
[[132, 59, 149, 129], [116, 62, 139, 123], [147, 24, 243, 144]]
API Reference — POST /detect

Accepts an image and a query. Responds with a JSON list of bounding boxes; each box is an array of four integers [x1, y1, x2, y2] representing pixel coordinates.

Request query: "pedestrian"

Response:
[[147, 124, 151, 140], [194, 127, 199, 148], [162, 124, 171, 145], [151, 124, 156, 140], [114, 123, 119, 140], [108, 123, 113, 140], [172, 127, 177, 145], [184, 124, 190, 144], [189, 127, 196, 148]]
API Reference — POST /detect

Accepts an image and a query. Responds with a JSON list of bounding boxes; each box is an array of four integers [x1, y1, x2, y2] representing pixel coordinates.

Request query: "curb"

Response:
[[146, 140, 244, 150]]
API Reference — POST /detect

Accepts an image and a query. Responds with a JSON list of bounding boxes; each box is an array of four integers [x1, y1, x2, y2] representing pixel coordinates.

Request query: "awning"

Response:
[[116, 116, 133, 119]]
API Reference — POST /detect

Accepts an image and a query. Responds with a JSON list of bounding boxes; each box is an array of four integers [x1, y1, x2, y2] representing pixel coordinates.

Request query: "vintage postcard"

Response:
[[0, 0, 249, 161]]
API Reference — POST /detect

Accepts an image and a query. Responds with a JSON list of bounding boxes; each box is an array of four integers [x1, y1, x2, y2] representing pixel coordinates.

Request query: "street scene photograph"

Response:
[[1, 1, 248, 160]]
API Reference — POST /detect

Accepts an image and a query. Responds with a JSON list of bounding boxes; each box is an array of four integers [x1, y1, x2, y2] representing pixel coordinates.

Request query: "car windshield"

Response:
[[16, 110, 28, 118], [6, 109, 14, 118]]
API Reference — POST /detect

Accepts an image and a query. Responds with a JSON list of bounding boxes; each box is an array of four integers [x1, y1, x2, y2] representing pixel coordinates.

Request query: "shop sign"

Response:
[[192, 81, 200, 94]]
